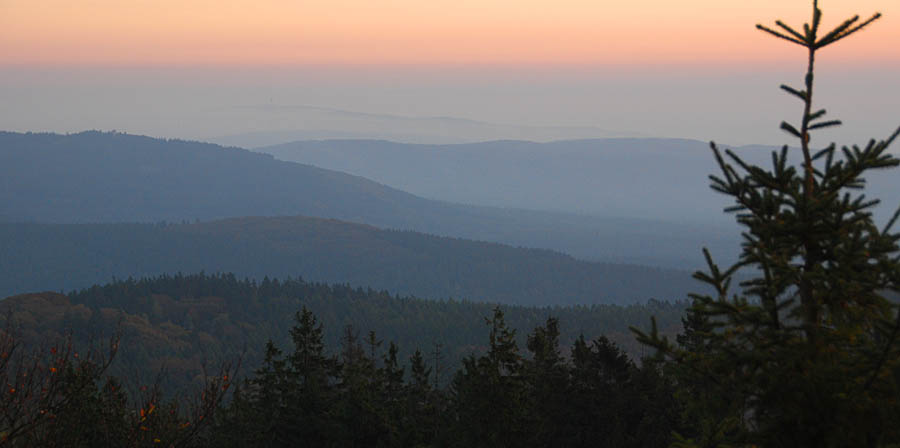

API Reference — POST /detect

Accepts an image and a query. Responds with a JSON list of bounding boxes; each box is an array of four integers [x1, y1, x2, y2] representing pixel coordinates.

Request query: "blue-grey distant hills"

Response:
[[203, 104, 640, 147], [258, 138, 900, 226], [0, 131, 736, 268], [0, 216, 697, 305]]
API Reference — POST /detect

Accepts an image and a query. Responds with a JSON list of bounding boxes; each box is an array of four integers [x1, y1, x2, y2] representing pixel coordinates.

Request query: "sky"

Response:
[[2, 0, 898, 146]]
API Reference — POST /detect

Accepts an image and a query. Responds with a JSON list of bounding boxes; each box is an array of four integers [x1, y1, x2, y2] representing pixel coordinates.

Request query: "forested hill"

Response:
[[0, 131, 425, 224], [0, 273, 687, 387], [0, 216, 696, 305], [0, 131, 734, 267]]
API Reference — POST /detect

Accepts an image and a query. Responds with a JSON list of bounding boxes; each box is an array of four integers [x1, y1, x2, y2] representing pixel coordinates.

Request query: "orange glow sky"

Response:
[[2, 0, 898, 67]]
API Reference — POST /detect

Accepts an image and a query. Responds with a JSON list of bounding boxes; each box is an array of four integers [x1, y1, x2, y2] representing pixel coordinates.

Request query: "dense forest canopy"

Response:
[[1, 284, 685, 447], [1, 273, 687, 389]]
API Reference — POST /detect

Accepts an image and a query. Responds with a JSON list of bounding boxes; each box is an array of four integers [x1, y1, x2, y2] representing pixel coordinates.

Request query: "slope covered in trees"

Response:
[[1, 273, 686, 390], [1, 283, 684, 447], [0, 216, 696, 305]]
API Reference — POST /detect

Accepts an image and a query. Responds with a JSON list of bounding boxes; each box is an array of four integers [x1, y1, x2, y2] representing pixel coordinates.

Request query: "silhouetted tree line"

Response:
[[54, 272, 686, 385], [205, 306, 682, 448], [2, 275, 687, 447], [2, 304, 681, 447]]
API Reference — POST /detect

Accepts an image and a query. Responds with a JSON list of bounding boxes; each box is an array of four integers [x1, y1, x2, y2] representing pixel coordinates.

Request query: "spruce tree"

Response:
[[449, 307, 527, 447], [524, 317, 569, 447], [634, 1, 900, 447], [286, 308, 339, 447], [402, 349, 437, 447]]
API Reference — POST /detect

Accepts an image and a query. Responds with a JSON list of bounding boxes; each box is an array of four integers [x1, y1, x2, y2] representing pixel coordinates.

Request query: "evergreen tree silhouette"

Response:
[[635, 1, 900, 447]]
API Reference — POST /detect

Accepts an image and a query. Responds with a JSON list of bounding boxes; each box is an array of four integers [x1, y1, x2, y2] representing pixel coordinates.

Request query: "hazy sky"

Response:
[[2, 0, 898, 146]]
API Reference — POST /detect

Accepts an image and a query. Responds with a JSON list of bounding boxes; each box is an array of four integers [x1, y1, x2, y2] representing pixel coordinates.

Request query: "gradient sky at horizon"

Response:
[[3, 0, 899, 66], [1, 0, 898, 145]]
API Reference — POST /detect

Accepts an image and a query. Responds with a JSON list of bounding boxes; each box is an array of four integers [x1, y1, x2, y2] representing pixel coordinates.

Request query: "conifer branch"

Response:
[[883, 206, 900, 234], [885, 125, 900, 148], [808, 120, 842, 130], [815, 15, 862, 48], [780, 85, 807, 101], [817, 13, 882, 48], [862, 311, 900, 392], [807, 109, 827, 121], [775, 20, 807, 42], [780, 122, 802, 138], [755, 25, 807, 46]]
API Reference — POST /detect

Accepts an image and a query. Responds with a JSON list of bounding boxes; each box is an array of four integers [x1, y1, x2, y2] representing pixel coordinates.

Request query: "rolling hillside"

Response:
[[0, 216, 698, 305], [0, 131, 736, 267]]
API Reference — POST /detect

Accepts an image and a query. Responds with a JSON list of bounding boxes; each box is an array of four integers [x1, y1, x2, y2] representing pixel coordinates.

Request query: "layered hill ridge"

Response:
[[0, 131, 427, 224], [261, 138, 731, 222], [0, 131, 736, 267], [0, 216, 696, 305], [259, 138, 900, 225]]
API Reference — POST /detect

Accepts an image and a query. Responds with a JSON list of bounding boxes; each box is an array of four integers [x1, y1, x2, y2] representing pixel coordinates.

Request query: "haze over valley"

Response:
[[258, 137, 900, 225]]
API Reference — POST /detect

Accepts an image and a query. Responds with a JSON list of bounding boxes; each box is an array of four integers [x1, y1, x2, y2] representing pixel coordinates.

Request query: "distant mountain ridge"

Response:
[[259, 138, 737, 223], [0, 131, 737, 267], [258, 137, 900, 225], [203, 104, 639, 147]]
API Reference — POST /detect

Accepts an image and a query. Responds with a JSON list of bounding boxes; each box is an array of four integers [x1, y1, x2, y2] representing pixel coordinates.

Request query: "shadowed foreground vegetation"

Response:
[[2, 273, 686, 390], [1, 292, 682, 447]]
